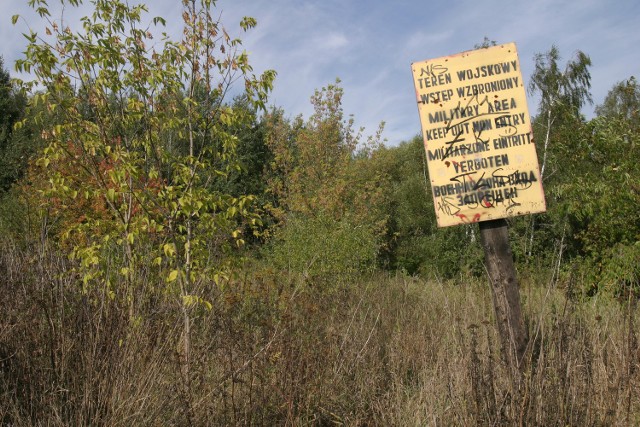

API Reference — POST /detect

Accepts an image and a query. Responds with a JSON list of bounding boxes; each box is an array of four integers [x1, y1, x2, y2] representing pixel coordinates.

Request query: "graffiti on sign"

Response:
[[411, 43, 546, 227]]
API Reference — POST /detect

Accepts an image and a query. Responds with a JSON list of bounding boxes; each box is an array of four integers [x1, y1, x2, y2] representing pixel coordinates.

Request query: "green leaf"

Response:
[[163, 243, 176, 257], [240, 16, 257, 31], [167, 270, 178, 282]]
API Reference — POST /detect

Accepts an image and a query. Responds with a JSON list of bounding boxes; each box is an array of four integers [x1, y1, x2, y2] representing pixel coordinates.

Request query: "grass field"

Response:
[[1, 241, 638, 426]]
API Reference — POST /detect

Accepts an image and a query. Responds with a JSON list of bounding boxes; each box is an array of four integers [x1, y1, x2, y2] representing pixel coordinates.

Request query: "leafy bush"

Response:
[[267, 214, 379, 278]]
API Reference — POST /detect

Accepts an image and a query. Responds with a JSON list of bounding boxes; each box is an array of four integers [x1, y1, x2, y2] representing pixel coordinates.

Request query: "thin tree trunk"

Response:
[[528, 110, 554, 258]]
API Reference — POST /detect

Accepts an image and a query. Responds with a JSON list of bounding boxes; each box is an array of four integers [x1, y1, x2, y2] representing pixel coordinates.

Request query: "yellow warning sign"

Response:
[[411, 43, 546, 227]]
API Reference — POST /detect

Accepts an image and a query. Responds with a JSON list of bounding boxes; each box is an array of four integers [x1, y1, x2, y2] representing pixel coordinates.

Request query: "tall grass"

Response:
[[1, 239, 638, 425]]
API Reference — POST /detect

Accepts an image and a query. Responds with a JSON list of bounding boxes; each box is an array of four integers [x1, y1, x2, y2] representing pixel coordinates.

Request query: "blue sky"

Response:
[[2, 0, 639, 145]]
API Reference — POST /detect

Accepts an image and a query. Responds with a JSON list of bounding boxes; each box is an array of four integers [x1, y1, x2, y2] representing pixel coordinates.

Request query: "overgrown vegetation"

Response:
[[0, 1, 638, 425], [2, 249, 638, 425]]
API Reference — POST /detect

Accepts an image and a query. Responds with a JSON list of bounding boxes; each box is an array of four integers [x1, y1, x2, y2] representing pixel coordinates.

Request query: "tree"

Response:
[[523, 46, 592, 262], [595, 76, 640, 132], [263, 80, 388, 277], [13, 0, 275, 403], [554, 75, 640, 294], [529, 45, 592, 182], [0, 56, 16, 143], [0, 56, 29, 191]]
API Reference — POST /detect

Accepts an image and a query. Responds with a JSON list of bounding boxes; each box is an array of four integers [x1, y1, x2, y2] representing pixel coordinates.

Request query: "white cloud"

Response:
[[320, 32, 349, 50]]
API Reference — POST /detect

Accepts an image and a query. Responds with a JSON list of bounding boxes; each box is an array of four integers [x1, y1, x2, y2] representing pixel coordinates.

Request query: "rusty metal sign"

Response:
[[411, 42, 546, 227]]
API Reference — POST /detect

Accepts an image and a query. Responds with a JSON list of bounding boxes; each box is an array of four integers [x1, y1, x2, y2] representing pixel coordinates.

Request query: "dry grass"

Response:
[[1, 240, 638, 426]]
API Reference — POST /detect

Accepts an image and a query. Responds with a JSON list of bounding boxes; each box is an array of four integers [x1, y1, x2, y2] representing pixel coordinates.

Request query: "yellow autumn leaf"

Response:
[[167, 270, 178, 282]]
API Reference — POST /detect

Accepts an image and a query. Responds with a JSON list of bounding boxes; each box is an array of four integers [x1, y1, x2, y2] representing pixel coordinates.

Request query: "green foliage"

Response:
[[3, 0, 636, 306], [14, 0, 274, 288], [0, 56, 14, 134], [372, 136, 484, 278], [267, 213, 379, 278], [265, 80, 385, 221], [0, 56, 30, 191], [522, 48, 640, 296], [219, 97, 272, 199], [555, 116, 640, 291], [528, 45, 592, 194], [529, 46, 592, 117], [370, 137, 433, 272], [512, 46, 593, 272], [599, 243, 640, 296], [262, 80, 388, 275], [596, 76, 640, 132]]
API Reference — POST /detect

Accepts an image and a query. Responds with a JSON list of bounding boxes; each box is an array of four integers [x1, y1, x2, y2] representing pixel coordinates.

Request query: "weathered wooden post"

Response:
[[411, 43, 546, 375], [479, 219, 527, 373]]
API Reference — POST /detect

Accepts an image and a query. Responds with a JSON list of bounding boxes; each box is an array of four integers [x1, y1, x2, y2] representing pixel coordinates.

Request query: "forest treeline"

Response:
[[1, 1, 639, 425], [1, 41, 638, 291]]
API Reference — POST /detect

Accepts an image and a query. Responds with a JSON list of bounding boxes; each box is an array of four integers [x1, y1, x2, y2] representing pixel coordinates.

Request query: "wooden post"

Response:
[[479, 219, 528, 376]]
